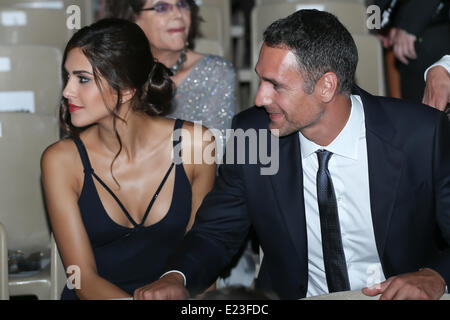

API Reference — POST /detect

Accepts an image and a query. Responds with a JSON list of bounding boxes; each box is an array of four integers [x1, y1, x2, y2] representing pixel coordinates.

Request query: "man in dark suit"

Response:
[[378, 0, 450, 103], [134, 9, 450, 300]]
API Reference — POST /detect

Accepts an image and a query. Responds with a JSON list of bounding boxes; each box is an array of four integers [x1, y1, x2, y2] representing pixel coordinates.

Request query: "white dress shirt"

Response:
[[300, 95, 385, 297], [424, 54, 450, 80]]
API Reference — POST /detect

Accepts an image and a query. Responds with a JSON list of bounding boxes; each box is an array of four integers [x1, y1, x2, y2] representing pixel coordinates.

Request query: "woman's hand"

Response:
[[133, 272, 189, 300]]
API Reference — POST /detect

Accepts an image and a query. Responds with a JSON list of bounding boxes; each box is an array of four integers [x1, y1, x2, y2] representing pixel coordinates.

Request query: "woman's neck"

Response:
[[96, 109, 152, 162], [152, 49, 184, 70]]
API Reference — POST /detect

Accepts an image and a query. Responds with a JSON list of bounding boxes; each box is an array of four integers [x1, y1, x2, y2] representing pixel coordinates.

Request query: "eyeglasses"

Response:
[[140, 0, 191, 13]]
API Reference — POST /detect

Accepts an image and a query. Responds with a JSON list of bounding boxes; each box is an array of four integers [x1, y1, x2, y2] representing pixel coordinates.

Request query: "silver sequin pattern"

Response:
[[167, 54, 236, 144]]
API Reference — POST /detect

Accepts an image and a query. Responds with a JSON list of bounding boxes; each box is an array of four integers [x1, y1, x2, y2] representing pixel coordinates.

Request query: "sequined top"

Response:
[[168, 54, 236, 144]]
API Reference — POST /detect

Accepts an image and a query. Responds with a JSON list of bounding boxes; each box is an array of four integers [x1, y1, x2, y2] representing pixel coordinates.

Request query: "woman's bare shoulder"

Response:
[[42, 124, 99, 162], [178, 120, 216, 164], [41, 138, 79, 169], [147, 116, 215, 160], [182, 120, 214, 138], [41, 137, 84, 194]]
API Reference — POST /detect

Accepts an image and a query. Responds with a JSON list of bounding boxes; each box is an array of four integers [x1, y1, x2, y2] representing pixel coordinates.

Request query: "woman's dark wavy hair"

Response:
[[61, 18, 174, 185], [105, 0, 201, 49]]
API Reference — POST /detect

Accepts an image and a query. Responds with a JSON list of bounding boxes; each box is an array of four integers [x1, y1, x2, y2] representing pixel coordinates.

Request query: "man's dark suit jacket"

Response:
[[167, 87, 450, 299]]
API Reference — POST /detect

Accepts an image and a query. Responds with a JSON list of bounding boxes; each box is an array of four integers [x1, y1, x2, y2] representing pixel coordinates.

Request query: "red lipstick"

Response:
[[68, 103, 82, 113], [168, 27, 185, 34]]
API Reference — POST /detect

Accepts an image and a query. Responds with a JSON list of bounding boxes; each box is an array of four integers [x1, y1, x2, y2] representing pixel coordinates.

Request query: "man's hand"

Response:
[[377, 28, 398, 48], [423, 65, 450, 111], [392, 29, 417, 65], [133, 272, 189, 300], [362, 268, 446, 300]]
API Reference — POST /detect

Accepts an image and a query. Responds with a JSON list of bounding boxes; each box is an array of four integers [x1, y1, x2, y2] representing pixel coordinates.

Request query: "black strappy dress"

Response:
[[61, 119, 191, 300]]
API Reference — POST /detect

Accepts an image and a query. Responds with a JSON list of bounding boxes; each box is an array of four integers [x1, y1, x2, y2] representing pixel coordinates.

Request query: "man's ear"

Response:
[[315, 72, 338, 103]]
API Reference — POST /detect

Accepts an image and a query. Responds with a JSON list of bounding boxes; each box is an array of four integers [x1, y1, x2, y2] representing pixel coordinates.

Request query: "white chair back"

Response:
[[353, 33, 386, 96], [0, 113, 59, 256], [196, 0, 231, 61], [0, 45, 62, 116], [194, 38, 224, 57], [0, 6, 69, 50]]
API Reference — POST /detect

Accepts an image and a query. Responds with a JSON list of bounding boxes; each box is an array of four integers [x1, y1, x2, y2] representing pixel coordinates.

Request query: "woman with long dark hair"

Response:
[[107, 0, 259, 290], [41, 18, 216, 300]]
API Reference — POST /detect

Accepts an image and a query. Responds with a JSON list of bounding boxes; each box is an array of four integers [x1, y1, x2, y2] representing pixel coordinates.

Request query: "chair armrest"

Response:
[[49, 233, 66, 300], [0, 223, 9, 300]]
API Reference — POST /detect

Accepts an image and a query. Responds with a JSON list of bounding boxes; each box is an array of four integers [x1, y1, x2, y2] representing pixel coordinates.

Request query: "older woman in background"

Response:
[[106, 0, 236, 144]]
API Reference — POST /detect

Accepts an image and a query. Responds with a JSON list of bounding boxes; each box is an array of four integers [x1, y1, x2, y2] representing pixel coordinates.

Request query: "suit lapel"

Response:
[[269, 132, 308, 262], [357, 87, 405, 259]]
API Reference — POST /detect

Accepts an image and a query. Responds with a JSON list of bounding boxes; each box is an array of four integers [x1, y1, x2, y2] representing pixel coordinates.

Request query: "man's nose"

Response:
[[254, 83, 272, 107]]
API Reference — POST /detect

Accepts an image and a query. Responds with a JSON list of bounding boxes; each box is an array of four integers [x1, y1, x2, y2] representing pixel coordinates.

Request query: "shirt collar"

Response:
[[299, 95, 364, 160]]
